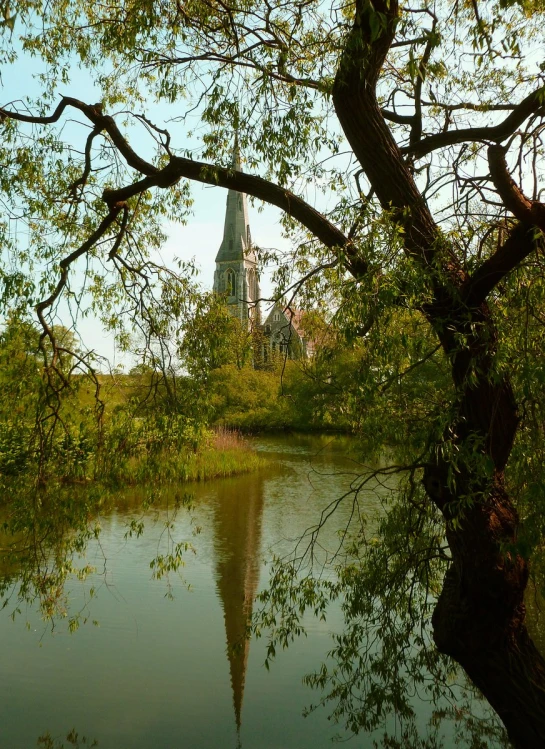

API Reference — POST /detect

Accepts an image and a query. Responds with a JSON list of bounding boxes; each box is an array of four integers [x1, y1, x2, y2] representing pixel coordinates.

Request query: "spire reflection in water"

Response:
[[211, 469, 265, 744]]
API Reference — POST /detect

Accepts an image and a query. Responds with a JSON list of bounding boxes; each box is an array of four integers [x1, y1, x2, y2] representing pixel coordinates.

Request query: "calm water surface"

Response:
[[1, 434, 386, 749]]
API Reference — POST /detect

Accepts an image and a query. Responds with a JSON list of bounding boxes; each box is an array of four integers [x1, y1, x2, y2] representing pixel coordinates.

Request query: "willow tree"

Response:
[[2, 0, 545, 746]]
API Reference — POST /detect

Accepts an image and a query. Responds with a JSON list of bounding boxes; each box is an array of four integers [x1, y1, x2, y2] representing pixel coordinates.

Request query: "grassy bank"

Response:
[[105, 427, 267, 486], [0, 419, 267, 495]]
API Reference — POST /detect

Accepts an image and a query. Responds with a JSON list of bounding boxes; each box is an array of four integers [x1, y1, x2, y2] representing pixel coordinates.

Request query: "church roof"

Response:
[[262, 303, 303, 334], [215, 139, 257, 265], [261, 303, 318, 356]]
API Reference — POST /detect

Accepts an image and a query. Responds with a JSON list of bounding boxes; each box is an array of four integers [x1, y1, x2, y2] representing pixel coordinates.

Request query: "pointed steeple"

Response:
[[215, 137, 256, 265], [232, 130, 241, 169], [213, 135, 261, 326]]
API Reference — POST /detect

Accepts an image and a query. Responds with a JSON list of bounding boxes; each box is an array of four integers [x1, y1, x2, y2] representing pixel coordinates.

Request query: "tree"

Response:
[[0, 316, 83, 472], [1, 1, 545, 746], [178, 292, 255, 375]]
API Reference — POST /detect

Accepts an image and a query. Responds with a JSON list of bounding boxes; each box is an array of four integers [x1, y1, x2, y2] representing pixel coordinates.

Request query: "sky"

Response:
[[74, 184, 288, 368], [1, 30, 290, 368]]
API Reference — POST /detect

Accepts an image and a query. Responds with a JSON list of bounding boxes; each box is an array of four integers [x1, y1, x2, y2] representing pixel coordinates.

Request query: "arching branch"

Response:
[[488, 144, 545, 233], [102, 157, 353, 256], [0, 97, 365, 277], [463, 222, 538, 307], [403, 86, 545, 159]]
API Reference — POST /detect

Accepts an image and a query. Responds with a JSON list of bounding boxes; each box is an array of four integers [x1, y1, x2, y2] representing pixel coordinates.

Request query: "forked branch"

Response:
[[461, 145, 545, 305], [487, 144, 545, 234], [403, 86, 545, 159]]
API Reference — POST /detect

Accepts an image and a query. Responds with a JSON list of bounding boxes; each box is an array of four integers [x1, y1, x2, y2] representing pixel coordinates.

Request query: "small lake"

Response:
[[0, 434, 509, 748]]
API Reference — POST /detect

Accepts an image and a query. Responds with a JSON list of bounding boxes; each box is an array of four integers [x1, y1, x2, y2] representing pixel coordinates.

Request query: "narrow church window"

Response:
[[226, 270, 235, 295], [229, 239, 233, 252]]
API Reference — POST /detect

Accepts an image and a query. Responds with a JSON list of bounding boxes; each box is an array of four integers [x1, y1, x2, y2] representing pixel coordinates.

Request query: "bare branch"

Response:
[[68, 125, 103, 201], [0, 97, 158, 177], [463, 222, 539, 306], [410, 18, 438, 146], [381, 108, 414, 125], [487, 144, 545, 234], [36, 203, 127, 350], [403, 86, 545, 159]]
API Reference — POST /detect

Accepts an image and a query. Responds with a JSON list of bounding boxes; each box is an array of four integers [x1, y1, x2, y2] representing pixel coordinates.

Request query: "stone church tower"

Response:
[[213, 142, 260, 326]]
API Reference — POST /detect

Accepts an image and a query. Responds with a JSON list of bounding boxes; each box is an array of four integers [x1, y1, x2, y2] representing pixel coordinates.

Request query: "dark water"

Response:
[[0, 434, 515, 748], [0, 435, 385, 749]]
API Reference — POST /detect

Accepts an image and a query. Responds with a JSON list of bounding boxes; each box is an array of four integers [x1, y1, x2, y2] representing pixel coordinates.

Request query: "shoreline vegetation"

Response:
[[0, 320, 358, 497], [0, 420, 269, 494], [104, 426, 269, 487], [0, 356, 359, 499]]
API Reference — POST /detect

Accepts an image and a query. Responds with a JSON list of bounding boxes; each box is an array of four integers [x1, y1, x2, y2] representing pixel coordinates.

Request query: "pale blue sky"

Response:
[[1, 39, 289, 366]]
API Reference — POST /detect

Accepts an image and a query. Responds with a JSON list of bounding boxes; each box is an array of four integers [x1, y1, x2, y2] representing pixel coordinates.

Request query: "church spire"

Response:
[[232, 130, 241, 170], [213, 135, 260, 326], [215, 136, 255, 265]]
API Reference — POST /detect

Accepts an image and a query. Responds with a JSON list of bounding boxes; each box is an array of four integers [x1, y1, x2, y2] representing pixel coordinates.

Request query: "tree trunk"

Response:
[[422, 313, 545, 747], [331, 1, 545, 743], [425, 456, 545, 747], [434, 561, 545, 748]]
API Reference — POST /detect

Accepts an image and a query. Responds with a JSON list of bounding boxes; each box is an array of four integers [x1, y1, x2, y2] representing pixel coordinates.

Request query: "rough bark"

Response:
[[332, 1, 545, 745], [424, 401, 545, 747]]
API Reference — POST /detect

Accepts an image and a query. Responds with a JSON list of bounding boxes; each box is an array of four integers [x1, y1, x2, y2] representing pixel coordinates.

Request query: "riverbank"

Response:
[[105, 428, 268, 487], [0, 425, 268, 497]]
